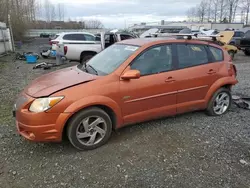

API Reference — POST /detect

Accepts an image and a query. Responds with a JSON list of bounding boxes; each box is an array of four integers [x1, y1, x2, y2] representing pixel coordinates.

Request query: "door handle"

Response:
[[165, 76, 175, 83], [207, 69, 216, 74]]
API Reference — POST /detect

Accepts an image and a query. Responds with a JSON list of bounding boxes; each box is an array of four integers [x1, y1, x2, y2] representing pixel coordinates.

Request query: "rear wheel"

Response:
[[206, 88, 232, 116], [244, 48, 250, 56], [67, 107, 112, 150]]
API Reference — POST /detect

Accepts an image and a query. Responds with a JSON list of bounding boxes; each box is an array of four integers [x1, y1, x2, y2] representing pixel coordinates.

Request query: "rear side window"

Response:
[[84, 34, 95, 41], [63, 34, 86, 41], [208, 46, 224, 61], [177, 44, 208, 69]]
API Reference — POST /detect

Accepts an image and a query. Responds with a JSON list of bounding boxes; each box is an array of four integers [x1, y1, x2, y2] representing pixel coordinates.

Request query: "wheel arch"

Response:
[[62, 96, 123, 140], [80, 51, 97, 61], [205, 77, 238, 106]]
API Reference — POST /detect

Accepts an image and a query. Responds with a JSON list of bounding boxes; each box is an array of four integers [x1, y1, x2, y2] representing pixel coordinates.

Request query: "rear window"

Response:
[[233, 31, 244, 37], [208, 46, 224, 61]]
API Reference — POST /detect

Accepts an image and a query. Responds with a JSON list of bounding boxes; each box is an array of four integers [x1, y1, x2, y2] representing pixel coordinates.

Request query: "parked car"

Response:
[[239, 30, 250, 56], [40, 33, 50, 38], [14, 37, 238, 150], [61, 31, 137, 64], [229, 30, 245, 46], [216, 31, 239, 59]]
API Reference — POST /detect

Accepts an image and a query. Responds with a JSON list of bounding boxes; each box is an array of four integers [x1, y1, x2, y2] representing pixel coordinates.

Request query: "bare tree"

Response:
[[187, 7, 198, 22], [242, 0, 250, 24], [218, 0, 228, 22], [44, 0, 51, 22], [57, 3, 65, 21], [50, 4, 56, 21], [207, 0, 212, 21], [212, 0, 220, 22], [85, 19, 104, 29], [227, 0, 239, 22], [197, 1, 207, 22]]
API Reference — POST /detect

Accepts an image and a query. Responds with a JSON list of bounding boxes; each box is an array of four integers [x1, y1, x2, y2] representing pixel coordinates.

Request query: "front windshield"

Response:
[[81, 44, 139, 76]]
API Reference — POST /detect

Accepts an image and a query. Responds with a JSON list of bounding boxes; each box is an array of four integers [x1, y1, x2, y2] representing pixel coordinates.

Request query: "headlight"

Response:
[[29, 96, 64, 113]]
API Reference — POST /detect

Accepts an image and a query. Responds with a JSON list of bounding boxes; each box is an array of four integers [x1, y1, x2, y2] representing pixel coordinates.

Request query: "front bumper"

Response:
[[15, 112, 71, 142], [14, 93, 72, 142]]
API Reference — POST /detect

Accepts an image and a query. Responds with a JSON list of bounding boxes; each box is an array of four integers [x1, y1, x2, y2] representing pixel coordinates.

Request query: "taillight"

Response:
[[50, 41, 59, 45], [227, 62, 237, 76], [233, 64, 237, 76], [64, 46, 68, 55]]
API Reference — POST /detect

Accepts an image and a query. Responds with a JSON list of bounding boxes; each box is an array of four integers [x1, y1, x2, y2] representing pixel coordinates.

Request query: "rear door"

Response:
[[173, 43, 223, 114]]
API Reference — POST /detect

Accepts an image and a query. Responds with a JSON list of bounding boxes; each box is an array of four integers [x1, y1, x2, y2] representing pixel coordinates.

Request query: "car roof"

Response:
[[118, 37, 211, 47], [58, 32, 95, 36]]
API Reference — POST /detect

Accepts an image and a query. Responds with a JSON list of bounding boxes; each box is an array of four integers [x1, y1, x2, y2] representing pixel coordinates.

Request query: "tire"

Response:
[[206, 88, 232, 116], [244, 48, 250, 56], [80, 54, 95, 65], [228, 50, 235, 60], [67, 107, 112, 150]]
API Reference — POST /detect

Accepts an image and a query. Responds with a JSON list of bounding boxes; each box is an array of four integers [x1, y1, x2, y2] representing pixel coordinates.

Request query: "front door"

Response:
[[120, 44, 178, 125], [174, 43, 223, 114]]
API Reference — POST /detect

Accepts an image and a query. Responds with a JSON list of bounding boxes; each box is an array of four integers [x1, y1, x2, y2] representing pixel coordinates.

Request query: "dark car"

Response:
[[239, 30, 250, 56], [40, 33, 50, 38], [229, 31, 245, 46]]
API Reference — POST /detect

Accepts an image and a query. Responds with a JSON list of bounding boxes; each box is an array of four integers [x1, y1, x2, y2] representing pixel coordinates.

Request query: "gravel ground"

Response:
[[0, 39, 250, 188]]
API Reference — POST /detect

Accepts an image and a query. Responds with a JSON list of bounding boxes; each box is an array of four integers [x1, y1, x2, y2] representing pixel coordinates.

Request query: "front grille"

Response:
[[15, 94, 29, 110]]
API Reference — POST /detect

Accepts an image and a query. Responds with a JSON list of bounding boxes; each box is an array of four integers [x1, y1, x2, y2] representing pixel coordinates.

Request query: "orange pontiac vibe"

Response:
[[14, 38, 238, 150]]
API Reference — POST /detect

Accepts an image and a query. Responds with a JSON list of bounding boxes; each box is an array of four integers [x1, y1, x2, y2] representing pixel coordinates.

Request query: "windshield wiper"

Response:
[[86, 64, 98, 75]]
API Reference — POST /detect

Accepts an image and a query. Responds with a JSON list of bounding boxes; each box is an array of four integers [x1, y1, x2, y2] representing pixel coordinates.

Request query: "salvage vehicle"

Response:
[[64, 31, 137, 64], [239, 30, 250, 56], [216, 31, 239, 59], [14, 36, 238, 150], [229, 30, 245, 45]]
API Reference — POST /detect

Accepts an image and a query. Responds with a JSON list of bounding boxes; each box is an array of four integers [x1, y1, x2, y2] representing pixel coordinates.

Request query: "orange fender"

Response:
[[205, 77, 238, 105], [64, 95, 123, 127]]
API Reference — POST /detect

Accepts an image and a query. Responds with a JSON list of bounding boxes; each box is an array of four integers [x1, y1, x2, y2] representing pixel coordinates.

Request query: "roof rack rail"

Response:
[[150, 33, 223, 41]]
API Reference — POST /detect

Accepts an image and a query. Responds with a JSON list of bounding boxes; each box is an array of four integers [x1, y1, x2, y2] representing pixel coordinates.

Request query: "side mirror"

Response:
[[121, 70, 140, 80]]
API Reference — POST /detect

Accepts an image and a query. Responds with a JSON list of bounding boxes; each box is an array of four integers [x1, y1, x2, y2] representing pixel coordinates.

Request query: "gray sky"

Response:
[[51, 0, 199, 28]]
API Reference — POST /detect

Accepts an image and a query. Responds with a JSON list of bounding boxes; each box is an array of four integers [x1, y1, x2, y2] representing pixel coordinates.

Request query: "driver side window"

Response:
[[131, 45, 173, 76]]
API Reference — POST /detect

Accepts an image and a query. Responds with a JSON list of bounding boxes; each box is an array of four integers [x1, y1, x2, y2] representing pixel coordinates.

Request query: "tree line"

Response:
[[0, 0, 104, 40], [187, 0, 250, 25]]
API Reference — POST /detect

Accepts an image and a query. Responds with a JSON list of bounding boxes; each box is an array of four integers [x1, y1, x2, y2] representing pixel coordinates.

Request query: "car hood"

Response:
[[25, 66, 98, 98], [217, 31, 234, 44]]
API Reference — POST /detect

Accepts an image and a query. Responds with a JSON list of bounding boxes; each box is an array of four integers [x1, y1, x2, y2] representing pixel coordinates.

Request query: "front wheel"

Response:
[[67, 107, 112, 150], [206, 88, 232, 116]]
